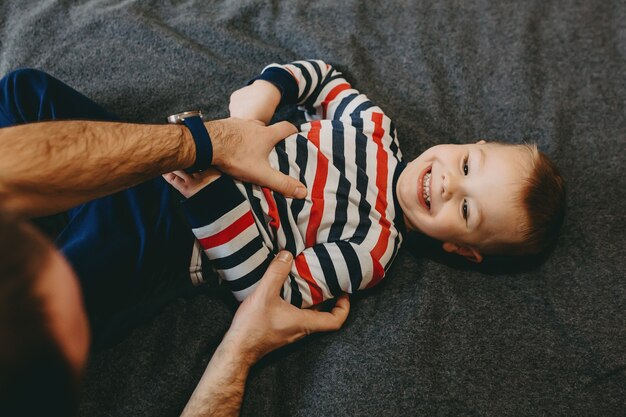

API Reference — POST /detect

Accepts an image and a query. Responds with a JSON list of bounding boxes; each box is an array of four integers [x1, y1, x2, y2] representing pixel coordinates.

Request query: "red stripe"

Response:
[[198, 211, 254, 249], [321, 83, 350, 118], [305, 121, 328, 247], [366, 257, 385, 289], [295, 254, 324, 305], [367, 112, 391, 288], [262, 187, 280, 230]]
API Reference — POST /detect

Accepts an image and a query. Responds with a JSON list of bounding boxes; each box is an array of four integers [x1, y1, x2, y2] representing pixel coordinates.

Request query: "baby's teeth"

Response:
[[423, 172, 431, 203]]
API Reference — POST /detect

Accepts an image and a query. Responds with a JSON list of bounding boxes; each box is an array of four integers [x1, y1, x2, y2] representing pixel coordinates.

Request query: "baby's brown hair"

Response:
[[482, 143, 565, 256]]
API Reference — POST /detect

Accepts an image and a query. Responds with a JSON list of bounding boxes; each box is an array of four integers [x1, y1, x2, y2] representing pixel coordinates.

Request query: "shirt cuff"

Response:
[[247, 67, 298, 106], [182, 176, 245, 228]]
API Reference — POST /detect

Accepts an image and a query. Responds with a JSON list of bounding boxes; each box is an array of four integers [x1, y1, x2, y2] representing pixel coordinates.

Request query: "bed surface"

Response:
[[1, 1, 624, 415]]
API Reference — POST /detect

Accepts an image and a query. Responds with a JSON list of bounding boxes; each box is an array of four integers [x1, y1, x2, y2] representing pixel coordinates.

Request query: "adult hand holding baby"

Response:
[[181, 251, 350, 417], [208, 117, 306, 199], [165, 80, 303, 200]]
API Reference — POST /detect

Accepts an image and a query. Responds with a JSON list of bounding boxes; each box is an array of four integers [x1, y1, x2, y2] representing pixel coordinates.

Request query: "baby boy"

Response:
[[164, 60, 565, 307]]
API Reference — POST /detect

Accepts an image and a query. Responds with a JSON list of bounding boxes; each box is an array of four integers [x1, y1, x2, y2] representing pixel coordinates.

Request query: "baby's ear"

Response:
[[442, 242, 484, 263], [476, 139, 487, 145]]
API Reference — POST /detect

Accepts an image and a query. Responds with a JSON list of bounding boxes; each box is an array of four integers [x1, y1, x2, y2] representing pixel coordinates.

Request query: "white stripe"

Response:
[[339, 93, 371, 121], [340, 126, 363, 241], [289, 269, 313, 307], [315, 126, 340, 243], [302, 250, 333, 300]]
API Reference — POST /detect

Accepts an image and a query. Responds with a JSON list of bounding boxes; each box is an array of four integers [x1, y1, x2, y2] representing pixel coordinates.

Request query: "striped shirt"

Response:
[[182, 60, 406, 308]]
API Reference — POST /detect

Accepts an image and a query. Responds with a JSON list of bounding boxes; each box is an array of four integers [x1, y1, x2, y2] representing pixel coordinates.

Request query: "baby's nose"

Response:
[[442, 173, 458, 200]]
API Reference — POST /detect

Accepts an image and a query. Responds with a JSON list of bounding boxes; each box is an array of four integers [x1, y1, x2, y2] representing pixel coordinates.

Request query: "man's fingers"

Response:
[[266, 121, 297, 145], [258, 164, 307, 199], [257, 251, 294, 294], [302, 294, 351, 333]]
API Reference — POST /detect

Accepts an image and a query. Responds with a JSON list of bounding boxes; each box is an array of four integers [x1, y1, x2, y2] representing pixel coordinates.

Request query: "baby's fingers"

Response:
[[171, 170, 193, 182]]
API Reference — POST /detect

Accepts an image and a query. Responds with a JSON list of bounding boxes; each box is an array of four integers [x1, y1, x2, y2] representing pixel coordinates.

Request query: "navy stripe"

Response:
[[225, 254, 273, 292], [212, 238, 264, 271], [334, 92, 359, 120], [293, 62, 313, 104], [313, 245, 342, 296], [331, 120, 346, 173], [288, 275, 303, 307], [352, 126, 372, 244], [302, 62, 330, 110], [328, 122, 350, 241], [337, 241, 363, 291], [349, 101, 376, 128], [274, 191, 297, 255], [389, 120, 401, 160], [290, 135, 308, 222], [387, 236, 401, 273]]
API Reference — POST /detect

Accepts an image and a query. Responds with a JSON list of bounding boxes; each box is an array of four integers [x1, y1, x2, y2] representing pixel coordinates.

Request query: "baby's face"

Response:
[[396, 142, 529, 260]]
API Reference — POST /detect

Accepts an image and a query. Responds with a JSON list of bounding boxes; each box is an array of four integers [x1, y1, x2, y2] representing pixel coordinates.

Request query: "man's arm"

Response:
[[180, 251, 350, 417], [0, 117, 305, 218]]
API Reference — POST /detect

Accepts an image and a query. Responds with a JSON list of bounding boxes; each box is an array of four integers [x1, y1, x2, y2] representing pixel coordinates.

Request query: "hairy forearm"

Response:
[[181, 335, 252, 417], [0, 120, 196, 217]]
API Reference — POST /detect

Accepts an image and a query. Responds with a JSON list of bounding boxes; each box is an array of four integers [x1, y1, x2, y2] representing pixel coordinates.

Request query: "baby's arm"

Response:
[[182, 176, 273, 301], [229, 80, 281, 125], [239, 59, 387, 124]]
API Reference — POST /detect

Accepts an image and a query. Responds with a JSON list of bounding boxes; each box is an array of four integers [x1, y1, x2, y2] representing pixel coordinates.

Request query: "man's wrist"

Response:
[[204, 120, 222, 167], [174, 123, 197, 171], [220, 329, 260, 368]]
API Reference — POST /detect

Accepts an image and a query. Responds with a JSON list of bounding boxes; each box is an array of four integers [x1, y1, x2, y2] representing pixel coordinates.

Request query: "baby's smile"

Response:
[[417, 165, 432, 212]]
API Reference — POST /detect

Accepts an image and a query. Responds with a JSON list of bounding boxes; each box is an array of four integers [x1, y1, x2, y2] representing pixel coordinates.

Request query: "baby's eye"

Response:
[[462, 199, 468, 221], [463, 155, 469, 175]]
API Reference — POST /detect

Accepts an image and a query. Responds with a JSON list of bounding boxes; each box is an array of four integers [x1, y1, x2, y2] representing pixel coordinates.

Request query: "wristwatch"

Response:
[[167, 110, 212, 173]]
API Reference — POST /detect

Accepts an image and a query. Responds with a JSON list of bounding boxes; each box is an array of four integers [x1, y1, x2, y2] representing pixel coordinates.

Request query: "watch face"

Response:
[[167, 110, 203, 124]]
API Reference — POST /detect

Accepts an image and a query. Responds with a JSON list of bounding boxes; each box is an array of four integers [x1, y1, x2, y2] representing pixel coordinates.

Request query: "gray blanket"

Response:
[[1, 1, 624, 416]]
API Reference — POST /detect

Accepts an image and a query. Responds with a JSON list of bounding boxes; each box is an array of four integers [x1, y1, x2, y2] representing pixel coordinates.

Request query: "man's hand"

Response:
[[162, 168, 221, 199], [180, 251, 350, 417], [206, 118, 306, 199], [228, 80, 282, 125], [226, 251, 350, 365], [0, 115, 305, 218]]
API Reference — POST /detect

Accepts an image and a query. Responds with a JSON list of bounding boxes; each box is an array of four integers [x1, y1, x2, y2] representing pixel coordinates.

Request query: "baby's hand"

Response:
[[229, 80, 281, 125], [162, 168, 221, 199]]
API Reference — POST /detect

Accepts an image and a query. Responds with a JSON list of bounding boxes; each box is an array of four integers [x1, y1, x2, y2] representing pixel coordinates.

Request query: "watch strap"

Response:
[[182, 115, 212, 173]]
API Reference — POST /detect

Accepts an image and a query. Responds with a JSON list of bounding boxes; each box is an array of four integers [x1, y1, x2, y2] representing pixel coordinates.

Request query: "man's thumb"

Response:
[[261, 165, 307, 199], [267, 121, 298, 145], [260, 251, 294, 292]]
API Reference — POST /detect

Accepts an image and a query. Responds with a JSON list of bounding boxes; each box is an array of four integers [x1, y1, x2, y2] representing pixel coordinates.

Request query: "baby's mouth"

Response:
[[423, 170, 431, 208], [417, 166, 432, 212]]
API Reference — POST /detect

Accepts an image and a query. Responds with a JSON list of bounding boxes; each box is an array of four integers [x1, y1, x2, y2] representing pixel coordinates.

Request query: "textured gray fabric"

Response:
[[1, 1, 624, 416]]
